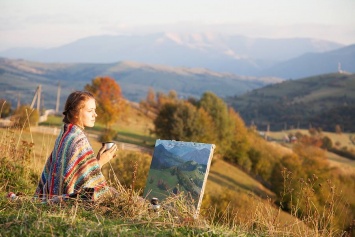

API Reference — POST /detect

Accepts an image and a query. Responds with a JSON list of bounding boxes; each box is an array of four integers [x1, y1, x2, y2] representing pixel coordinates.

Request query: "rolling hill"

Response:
[[227, 72, 355, 132], [0, 57, 280, 110]]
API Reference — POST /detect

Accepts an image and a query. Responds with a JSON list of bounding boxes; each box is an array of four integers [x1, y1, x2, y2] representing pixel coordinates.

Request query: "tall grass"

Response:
[[278, 168, 349, 236]]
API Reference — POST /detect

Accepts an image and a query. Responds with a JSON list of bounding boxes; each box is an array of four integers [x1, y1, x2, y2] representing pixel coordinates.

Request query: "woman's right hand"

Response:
[[97, 144, 118, 168]]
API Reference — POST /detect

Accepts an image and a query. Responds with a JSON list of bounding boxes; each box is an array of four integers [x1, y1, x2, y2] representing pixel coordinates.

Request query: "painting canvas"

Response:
[[143, 139, 215, 214]]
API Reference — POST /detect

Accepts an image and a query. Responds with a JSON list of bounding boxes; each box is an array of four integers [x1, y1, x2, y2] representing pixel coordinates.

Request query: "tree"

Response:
[[198, 92, 233, 153], [156, 90, 179, 110], [153, 102, 179, 139], [139, 87, 157, 116], [321, 136, 333, 150], [224, 109, 251, 169], [335, 124, 342, 134], [190, 108, 216, 143], [153, 101, 215, 142], [84, 76, 126, 129]]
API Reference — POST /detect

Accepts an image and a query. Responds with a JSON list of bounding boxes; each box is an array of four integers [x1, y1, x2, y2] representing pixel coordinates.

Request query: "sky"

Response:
[[0, 0, 355, 51]]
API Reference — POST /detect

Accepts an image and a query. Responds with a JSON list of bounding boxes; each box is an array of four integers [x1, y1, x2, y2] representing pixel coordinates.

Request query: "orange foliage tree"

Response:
[[85, 76, 126, 129]]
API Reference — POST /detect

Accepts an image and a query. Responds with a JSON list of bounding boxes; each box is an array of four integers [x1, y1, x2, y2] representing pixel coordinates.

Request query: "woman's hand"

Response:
[[96, 144, 118, 168]]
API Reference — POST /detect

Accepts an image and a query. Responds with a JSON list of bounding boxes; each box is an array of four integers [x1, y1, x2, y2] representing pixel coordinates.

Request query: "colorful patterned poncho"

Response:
[[35, 123, 112, 201]]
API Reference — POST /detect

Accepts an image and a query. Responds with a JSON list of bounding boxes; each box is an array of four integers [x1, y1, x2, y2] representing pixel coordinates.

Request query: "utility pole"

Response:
[[265, 123, 270, 140], [56, 81, 61, 113], [17, 93, 21, 109], [30, 85, 42, 112], [37, 85, 41, 112]]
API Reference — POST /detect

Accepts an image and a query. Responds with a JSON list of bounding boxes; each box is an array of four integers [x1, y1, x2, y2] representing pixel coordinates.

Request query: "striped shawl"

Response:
[[35, 123, 111, 201]]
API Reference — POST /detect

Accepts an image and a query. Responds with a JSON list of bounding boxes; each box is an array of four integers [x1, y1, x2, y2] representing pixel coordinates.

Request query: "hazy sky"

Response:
[[1, 0, 354, 51]]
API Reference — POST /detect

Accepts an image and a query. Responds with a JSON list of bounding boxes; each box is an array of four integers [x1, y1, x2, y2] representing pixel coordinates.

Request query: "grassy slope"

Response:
[[206, 159, 274, 198]]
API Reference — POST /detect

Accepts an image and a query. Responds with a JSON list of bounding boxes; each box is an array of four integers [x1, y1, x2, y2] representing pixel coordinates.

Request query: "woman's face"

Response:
[[78, 98, 97, 128]]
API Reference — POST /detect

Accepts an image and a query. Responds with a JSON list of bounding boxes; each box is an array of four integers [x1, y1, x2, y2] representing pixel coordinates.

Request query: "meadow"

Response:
[[1, 107, 354, 236]]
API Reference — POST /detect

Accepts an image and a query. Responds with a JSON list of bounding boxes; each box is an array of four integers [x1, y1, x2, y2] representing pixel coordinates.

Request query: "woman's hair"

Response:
[[62, 91, 95, 124]]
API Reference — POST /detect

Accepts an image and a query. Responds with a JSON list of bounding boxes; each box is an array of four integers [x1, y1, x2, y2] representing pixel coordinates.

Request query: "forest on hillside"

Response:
[[228, 73, 355, 132]]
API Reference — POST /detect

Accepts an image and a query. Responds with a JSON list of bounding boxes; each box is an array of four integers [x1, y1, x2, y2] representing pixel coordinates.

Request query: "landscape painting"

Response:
[[143, 140, 215, 211]]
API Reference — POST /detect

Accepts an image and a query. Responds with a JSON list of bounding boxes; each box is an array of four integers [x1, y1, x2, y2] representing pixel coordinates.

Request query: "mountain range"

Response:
[[1, 32, 353, 78], [0, 57, 278, 110]]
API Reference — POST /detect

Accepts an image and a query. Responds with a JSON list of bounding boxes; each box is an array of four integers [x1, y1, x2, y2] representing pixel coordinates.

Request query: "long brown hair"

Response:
[[62, 91, 95, 124]]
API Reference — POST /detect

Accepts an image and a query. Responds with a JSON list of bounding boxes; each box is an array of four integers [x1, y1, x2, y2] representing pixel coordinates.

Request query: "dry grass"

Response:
[[206, 158, 275, 198]]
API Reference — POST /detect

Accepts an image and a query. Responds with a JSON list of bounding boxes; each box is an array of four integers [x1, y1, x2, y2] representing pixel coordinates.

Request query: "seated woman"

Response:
[[35, 91, 118, 202]]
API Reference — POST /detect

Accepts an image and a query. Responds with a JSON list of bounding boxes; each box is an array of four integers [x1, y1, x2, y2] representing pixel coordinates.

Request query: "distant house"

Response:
[[290, 135, 298, 143], [0, 118, 13, 127]]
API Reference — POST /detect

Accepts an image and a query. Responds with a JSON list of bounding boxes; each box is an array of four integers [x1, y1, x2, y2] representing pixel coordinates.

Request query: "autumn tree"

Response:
[[84, 76, 126, 130], [140, 89, 180, 118], [139, 87, 157, 116], [335, 124, 342, 134], [156, 90, 179, 110], [321, 136, 332, 150], [191, 108, 216, 143], [224, 108, 251, 170], [198, 92, 233, 154]]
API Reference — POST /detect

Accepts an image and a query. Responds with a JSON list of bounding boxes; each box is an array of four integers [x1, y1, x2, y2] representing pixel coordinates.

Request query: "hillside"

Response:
[[0, 58, 280, 110], [0, 123, 309, 235], [227, 73, 355, 132]]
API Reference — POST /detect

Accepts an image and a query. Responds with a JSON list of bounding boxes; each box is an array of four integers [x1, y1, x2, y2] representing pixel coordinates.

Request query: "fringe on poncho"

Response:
[[35, 123, 112, 201]]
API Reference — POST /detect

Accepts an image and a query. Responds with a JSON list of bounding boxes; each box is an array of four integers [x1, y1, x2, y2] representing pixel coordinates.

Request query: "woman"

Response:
[[35, 91, 118, 202]]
